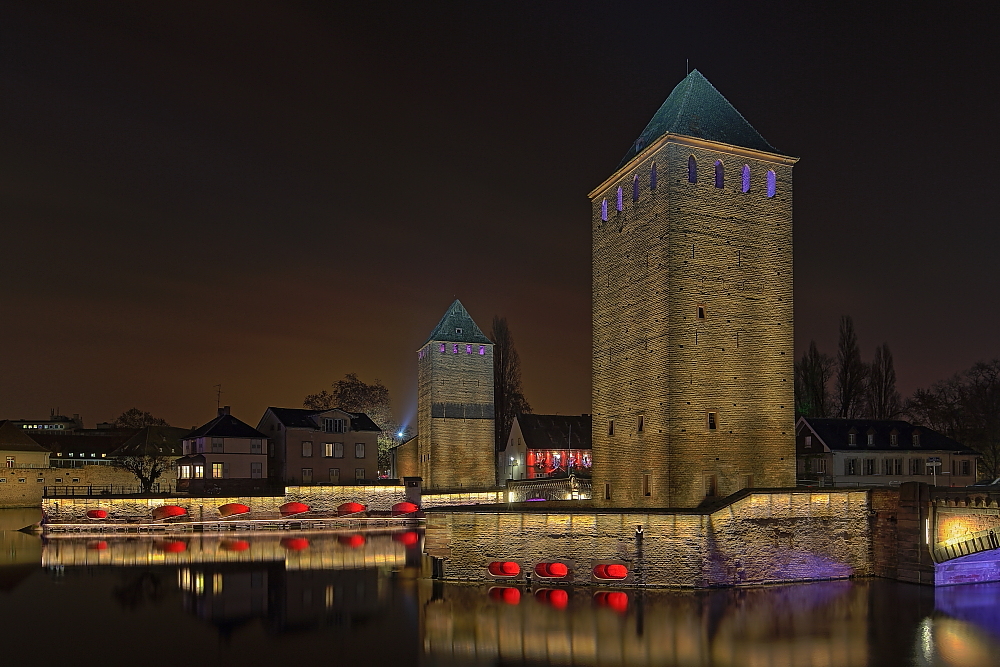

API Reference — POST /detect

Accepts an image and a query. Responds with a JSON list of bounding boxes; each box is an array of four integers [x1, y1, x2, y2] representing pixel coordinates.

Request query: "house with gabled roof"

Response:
[[257, 407, 381, 485], [498, 414, 592, 482], [175, 407, 270, 493], [796, 417, 981, 488]]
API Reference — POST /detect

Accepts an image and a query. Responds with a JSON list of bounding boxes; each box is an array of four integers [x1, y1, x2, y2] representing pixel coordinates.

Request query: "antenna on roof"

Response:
[[686, 59, 689, 76], [214, 384, 222, 410]]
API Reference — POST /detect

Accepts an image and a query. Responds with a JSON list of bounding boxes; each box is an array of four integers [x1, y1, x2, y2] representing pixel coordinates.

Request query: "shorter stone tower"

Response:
[[417, 300, 496, 490]]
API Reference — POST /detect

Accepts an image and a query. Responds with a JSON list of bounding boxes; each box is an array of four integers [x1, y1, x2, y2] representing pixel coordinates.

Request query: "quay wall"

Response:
[[425, 489, 876, 587], [1, 465, 179, 508]]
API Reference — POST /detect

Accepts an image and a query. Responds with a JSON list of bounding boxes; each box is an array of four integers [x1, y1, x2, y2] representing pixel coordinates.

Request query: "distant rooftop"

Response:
[[617, 69, 782, 170]]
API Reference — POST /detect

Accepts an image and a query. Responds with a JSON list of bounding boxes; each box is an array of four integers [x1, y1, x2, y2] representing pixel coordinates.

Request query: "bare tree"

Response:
[[490, 316, 531, 449], [113, 443, 171, 493], [795, 340, 834, 418], [907, 359, 1000, 480], [835, 316, 867, 418], [865, 343, 902, 419], [304, 373, 404, 472], [112, 408, 169, 428]]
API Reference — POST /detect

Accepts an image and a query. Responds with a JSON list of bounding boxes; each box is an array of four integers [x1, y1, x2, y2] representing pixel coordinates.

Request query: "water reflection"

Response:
[[3, 529, 1000, 666]]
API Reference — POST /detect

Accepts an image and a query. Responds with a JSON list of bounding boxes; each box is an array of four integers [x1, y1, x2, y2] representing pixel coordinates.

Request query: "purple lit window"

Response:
[[766, 170, 776, 198], [440, 343, 446, 353], [601, 199, 607, 221], [714, 161, 724, 188], [616, 187, 623, 211], [452, 344, 459, 354], [479, 345, 486, 355], [632, 174, 639, 202], [741, 165, 750, 193], [688, 155, 697, 183], [466, 344, 472, 354], [650, 163, 657, 189]]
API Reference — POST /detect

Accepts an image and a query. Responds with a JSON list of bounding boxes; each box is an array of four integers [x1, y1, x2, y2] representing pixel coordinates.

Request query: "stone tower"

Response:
[[590, 70, 798, 508], [417, 300, 496, 490]]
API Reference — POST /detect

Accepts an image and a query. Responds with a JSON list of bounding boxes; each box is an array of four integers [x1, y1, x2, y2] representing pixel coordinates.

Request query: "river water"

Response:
[[1, 529, 999, 667]]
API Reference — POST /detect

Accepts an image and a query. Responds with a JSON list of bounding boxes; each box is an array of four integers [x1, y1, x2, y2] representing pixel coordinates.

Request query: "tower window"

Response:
[[616, 186, 623, 211], [650, 162, 657, 189], [466, 344, 473, 354], [643, 474, 651, 497], [632, 174, 639, 202], [601, 199, 608, 221], [452, 344, 459, 353], [637, 415, 644, 432], [766, 170, 776, 198], [608, 420, 615, 436], [688, 155, 697, 183], [440, 343, 446, 353], [479, 345, 486, 355], [714, 160, 724, 188], [697, 304, 706, 319], [707, 412, 717, 430], [604, 483, 611, 500], [455, 327, 463, 334], [741, 165, 750, 193]]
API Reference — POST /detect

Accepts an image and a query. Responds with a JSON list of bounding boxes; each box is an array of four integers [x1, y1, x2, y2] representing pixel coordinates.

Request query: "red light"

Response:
[[489, 587, 521, 604], [594, 591, 628, 613], [87, 540, 108, 550], [220, 540, 250, 552], [281, 537, 309, 551], [534, 562, 569, 578], [157, 540, 187, 553], [593, 563, 628, 580], [339, 534, 365, 548], [535, 588, 569, 609], [488, 561, 521, 577], [394, 531, 420, 546]]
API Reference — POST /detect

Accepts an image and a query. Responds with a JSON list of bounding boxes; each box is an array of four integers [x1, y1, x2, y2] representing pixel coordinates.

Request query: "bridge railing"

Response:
[[931, 528, 1000, 563]]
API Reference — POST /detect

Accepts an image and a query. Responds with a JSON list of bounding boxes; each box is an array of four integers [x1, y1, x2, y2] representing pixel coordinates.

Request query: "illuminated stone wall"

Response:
[[1, 464, 177, 508], [591, 137, 797, 508], [425, 489, 873, 587]]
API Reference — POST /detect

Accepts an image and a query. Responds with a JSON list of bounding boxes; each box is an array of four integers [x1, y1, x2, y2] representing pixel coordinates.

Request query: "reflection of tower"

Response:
[[417, 300, 495, 489], [591, 70, 798, 508]]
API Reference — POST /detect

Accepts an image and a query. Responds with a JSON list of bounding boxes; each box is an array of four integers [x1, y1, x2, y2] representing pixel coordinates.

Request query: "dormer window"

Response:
[[848, 429, 857, 446], [912, 431, 921, 447], [455, 328, 463, 335], [324, 418, 346, 434], [866, 429, 875, 446], [890, 430, 899, 446]]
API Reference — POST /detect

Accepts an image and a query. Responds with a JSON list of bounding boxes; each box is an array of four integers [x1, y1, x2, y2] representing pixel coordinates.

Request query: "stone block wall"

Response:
[[425, 489, 873, 587], [591, 137, 797, 509], [1, 465, 177, 508]]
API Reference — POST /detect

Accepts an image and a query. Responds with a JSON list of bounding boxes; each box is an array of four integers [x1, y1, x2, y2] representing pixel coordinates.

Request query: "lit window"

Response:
[[714, 160, 724, 188], [766, 170, 776, 198], [212, 463, 224, 478], [741, 165, 750, 193], [466, 344, 472, 354], [601, 199, 608, 221], [452, 344, 459, 353], [479, 345, 486, 355], [650, 163, 657, 189], [688, 155, 697, 183], [707, 412, 718, 430], [179, 465, 192, 479], [632, 174, 639, 202], [616, 186, 623, 211], [440, 343, 446, 353]]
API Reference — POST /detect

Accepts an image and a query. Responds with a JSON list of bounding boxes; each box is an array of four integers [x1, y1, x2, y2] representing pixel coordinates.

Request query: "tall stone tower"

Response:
[[590, 70, 798, 508], [417, 300, 496, 490]]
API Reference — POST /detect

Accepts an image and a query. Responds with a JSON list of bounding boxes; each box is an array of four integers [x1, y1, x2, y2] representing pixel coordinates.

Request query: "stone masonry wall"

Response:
[[425, 489, 872, 587], [1, 465, 178, 508], [591, 137, 797, 509]]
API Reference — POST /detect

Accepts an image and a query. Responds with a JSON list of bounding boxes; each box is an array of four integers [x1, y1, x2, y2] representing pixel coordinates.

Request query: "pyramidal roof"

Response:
[[617, 69, 781, 170], [424, 299, 492, 345]]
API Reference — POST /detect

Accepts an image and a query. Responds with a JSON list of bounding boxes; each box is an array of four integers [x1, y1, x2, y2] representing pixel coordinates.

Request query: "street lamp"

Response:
[[509, 456, 516, 481], [927, 457, 942, 486]]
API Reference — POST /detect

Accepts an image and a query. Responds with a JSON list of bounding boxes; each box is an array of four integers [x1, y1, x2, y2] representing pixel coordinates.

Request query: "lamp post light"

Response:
[[509, 456, 516, 481], [927, 457, 942, 486]]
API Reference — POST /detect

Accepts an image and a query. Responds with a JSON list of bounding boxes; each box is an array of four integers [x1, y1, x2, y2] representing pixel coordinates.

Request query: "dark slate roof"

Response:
[[517, 414, 592, 451], [110, 426, 189, 457], [617, 69, 781, 170], [267, 407, 381, 433], [185, 413, 267, 440], [29, 431, 136, 455], [423, 299, 492, 345], [798, 418, 980, 454], [0, 420, 49, 453]]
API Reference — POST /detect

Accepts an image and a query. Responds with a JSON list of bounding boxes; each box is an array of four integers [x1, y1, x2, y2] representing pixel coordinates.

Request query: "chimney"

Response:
[[218, 406, 231, 417]]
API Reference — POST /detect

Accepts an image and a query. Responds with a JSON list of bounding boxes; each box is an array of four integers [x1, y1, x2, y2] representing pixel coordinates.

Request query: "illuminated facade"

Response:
[[176, 406, 269, 494], [498, 413, 592, 481], [590, 70, 798, 508], [416, 300, 495, 490]]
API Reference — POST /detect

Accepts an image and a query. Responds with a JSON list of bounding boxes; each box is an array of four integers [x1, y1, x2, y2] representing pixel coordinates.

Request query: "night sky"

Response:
[[2, 2, 998, 430]]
